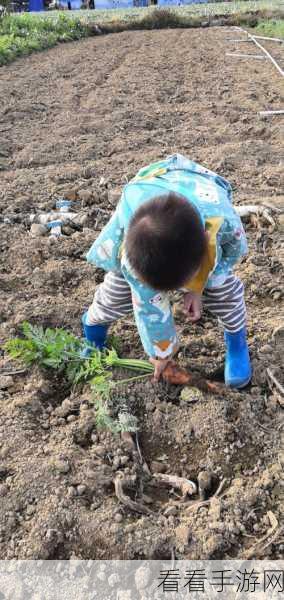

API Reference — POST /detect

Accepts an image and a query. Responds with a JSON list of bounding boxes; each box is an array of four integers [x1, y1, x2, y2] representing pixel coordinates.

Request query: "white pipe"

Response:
[[254, 35, 284, 44], [239, 29, 284, 77], [259, 110, 284, 116], [226, 53, 265, 59]]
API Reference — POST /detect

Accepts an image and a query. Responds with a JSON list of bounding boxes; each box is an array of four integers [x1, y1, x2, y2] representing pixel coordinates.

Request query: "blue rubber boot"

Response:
[[81, 312, 108, 352], [224, 327, 252, 388]]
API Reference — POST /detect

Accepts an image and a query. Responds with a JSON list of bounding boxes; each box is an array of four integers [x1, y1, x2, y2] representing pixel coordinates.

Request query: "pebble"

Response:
[[164, 506, 178, 517], [91, 433, 98, 444], [67, 486, 77, 497], [67, 415, 76, 423], [77, 485, 87, 496], [260, 344, 273, 354], [26, 504, 35, 516], [180, 387, 203, 404], [55, 460, 70, 474], [0, 376, 14, 390], [273, 292, 282, 301], [30, 223, 47, 237], [112, 456, 121, 469], [114, 513, 123, 523], [120, 455, 129, 466]]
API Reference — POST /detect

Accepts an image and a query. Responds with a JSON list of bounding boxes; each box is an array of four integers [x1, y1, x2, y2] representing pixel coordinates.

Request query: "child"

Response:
[[82, 153, 251, 388]]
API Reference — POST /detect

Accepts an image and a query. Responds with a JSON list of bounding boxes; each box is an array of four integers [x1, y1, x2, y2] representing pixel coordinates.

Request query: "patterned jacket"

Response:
[[86, 154, 247, 358]]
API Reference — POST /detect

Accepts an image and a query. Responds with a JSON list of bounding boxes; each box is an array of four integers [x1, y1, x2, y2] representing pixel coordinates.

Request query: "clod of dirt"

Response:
[[180, 387, 204, 403], [197, 470, 213, 500], [54, 460, 70, 475], [30, 223, 48, 237], [0, 376, 14, 389]]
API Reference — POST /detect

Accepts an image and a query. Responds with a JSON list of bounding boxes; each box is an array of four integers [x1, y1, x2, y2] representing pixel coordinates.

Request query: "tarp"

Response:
[[158, 0, 208, 4], [29, 0, 44, 10], [95, 0, 133, 7], [58, 0, 83, 7]]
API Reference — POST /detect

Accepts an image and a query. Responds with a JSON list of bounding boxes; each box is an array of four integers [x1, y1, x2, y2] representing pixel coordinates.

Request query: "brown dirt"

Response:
[[0, 27, 283, 560]]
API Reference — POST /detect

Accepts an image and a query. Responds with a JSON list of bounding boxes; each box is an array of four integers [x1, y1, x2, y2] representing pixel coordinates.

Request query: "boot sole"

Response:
[[227, 375, 252, 389]]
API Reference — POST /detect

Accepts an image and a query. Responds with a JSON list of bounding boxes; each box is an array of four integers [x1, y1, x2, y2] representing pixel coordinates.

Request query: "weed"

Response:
[[5, 322, 154, 433]]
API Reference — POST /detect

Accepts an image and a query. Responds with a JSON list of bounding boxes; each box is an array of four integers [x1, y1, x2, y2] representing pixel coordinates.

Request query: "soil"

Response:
[[0, 27, 283, 561]]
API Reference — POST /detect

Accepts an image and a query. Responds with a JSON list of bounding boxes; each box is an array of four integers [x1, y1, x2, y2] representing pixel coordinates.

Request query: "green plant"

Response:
[[5, 322, 154, 433]]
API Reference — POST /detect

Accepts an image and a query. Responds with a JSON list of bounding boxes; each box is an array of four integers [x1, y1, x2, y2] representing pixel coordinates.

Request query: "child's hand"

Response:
[[149, 357, 172, 382], [184, 291, 202, 322]]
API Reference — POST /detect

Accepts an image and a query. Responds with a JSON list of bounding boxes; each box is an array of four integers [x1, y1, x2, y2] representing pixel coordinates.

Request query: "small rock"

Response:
[[61, 225, 74, 236], [0, 484, 8, 497], [120, 455, 129, 467], [78, 190, 93, 205], [67, 415, 76, 423], [107, 189, 120, 207], [67, 486, 77, 497], [114, 513, 123, 523], [150, 461, 167, 474], [180, 387, 203, 403], [273, 291, 282, 301], [26, 504, 35, 516], [164, 506, 178, 517], [91, 433, 98, 444], [260, 344, 273, 354], [55, 460, 70, 474], [30, 223, 48, 237], [77, 484, 87, 496], [0, 375, 14, 390]]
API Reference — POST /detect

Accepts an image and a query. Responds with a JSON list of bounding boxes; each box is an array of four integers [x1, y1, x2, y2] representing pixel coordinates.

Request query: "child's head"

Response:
[[125, 192, 207, 291]]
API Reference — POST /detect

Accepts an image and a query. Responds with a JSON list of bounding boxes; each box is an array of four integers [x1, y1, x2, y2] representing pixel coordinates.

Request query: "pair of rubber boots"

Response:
[[82, 312, 252, 389]]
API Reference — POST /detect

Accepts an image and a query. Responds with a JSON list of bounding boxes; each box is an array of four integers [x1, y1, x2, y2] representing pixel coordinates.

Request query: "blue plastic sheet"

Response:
[[95, 0, 133, 7]]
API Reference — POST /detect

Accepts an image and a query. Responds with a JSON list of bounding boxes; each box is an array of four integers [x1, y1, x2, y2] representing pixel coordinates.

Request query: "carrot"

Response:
[[162, 361, 193, 385], [162, 361, 225, 395]]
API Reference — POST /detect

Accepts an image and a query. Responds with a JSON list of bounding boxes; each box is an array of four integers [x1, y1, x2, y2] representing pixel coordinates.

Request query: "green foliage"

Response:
[[0, 13, 89, 65], [5, 322, 152, 433], [0, 3, 282, 66], [5, 321, 82, 374], [254, 18, 284, 39]]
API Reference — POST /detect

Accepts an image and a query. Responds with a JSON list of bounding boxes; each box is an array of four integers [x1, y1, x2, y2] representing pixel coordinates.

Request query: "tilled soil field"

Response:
[[0, 27, 283, 560]]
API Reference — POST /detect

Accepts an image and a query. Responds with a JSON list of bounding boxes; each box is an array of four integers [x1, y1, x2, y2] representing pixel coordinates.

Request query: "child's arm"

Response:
[[206, 216, 248, 288], [121, 263, 179, 363], [85, 196, 126, 271]]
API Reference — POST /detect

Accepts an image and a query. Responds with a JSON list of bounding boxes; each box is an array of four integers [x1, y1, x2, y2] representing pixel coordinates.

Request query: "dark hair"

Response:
[[125, 192, 207, 291]]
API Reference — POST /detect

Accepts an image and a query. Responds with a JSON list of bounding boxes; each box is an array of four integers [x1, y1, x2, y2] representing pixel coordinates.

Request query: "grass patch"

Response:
[[0, 12, 89, 65], [253, 18, 284, 38], [0, 4, 283, 66]]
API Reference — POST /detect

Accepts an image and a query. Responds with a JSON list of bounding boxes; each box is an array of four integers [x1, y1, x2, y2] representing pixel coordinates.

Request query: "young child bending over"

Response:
[[82, 153, 251, 388]]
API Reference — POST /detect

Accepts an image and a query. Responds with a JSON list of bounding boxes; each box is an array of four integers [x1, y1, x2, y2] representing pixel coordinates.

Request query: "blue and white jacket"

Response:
[[86, 154, 247, 358]]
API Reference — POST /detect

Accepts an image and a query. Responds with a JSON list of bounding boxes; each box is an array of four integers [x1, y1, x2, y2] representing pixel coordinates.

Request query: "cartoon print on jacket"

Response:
[[86, 154, 248, 359]]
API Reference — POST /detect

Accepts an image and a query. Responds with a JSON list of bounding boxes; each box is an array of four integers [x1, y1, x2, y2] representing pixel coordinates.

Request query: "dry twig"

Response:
[[244, 512, 283, 559], [114, 474, 153, 516], [267, 369, 284, 396]]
